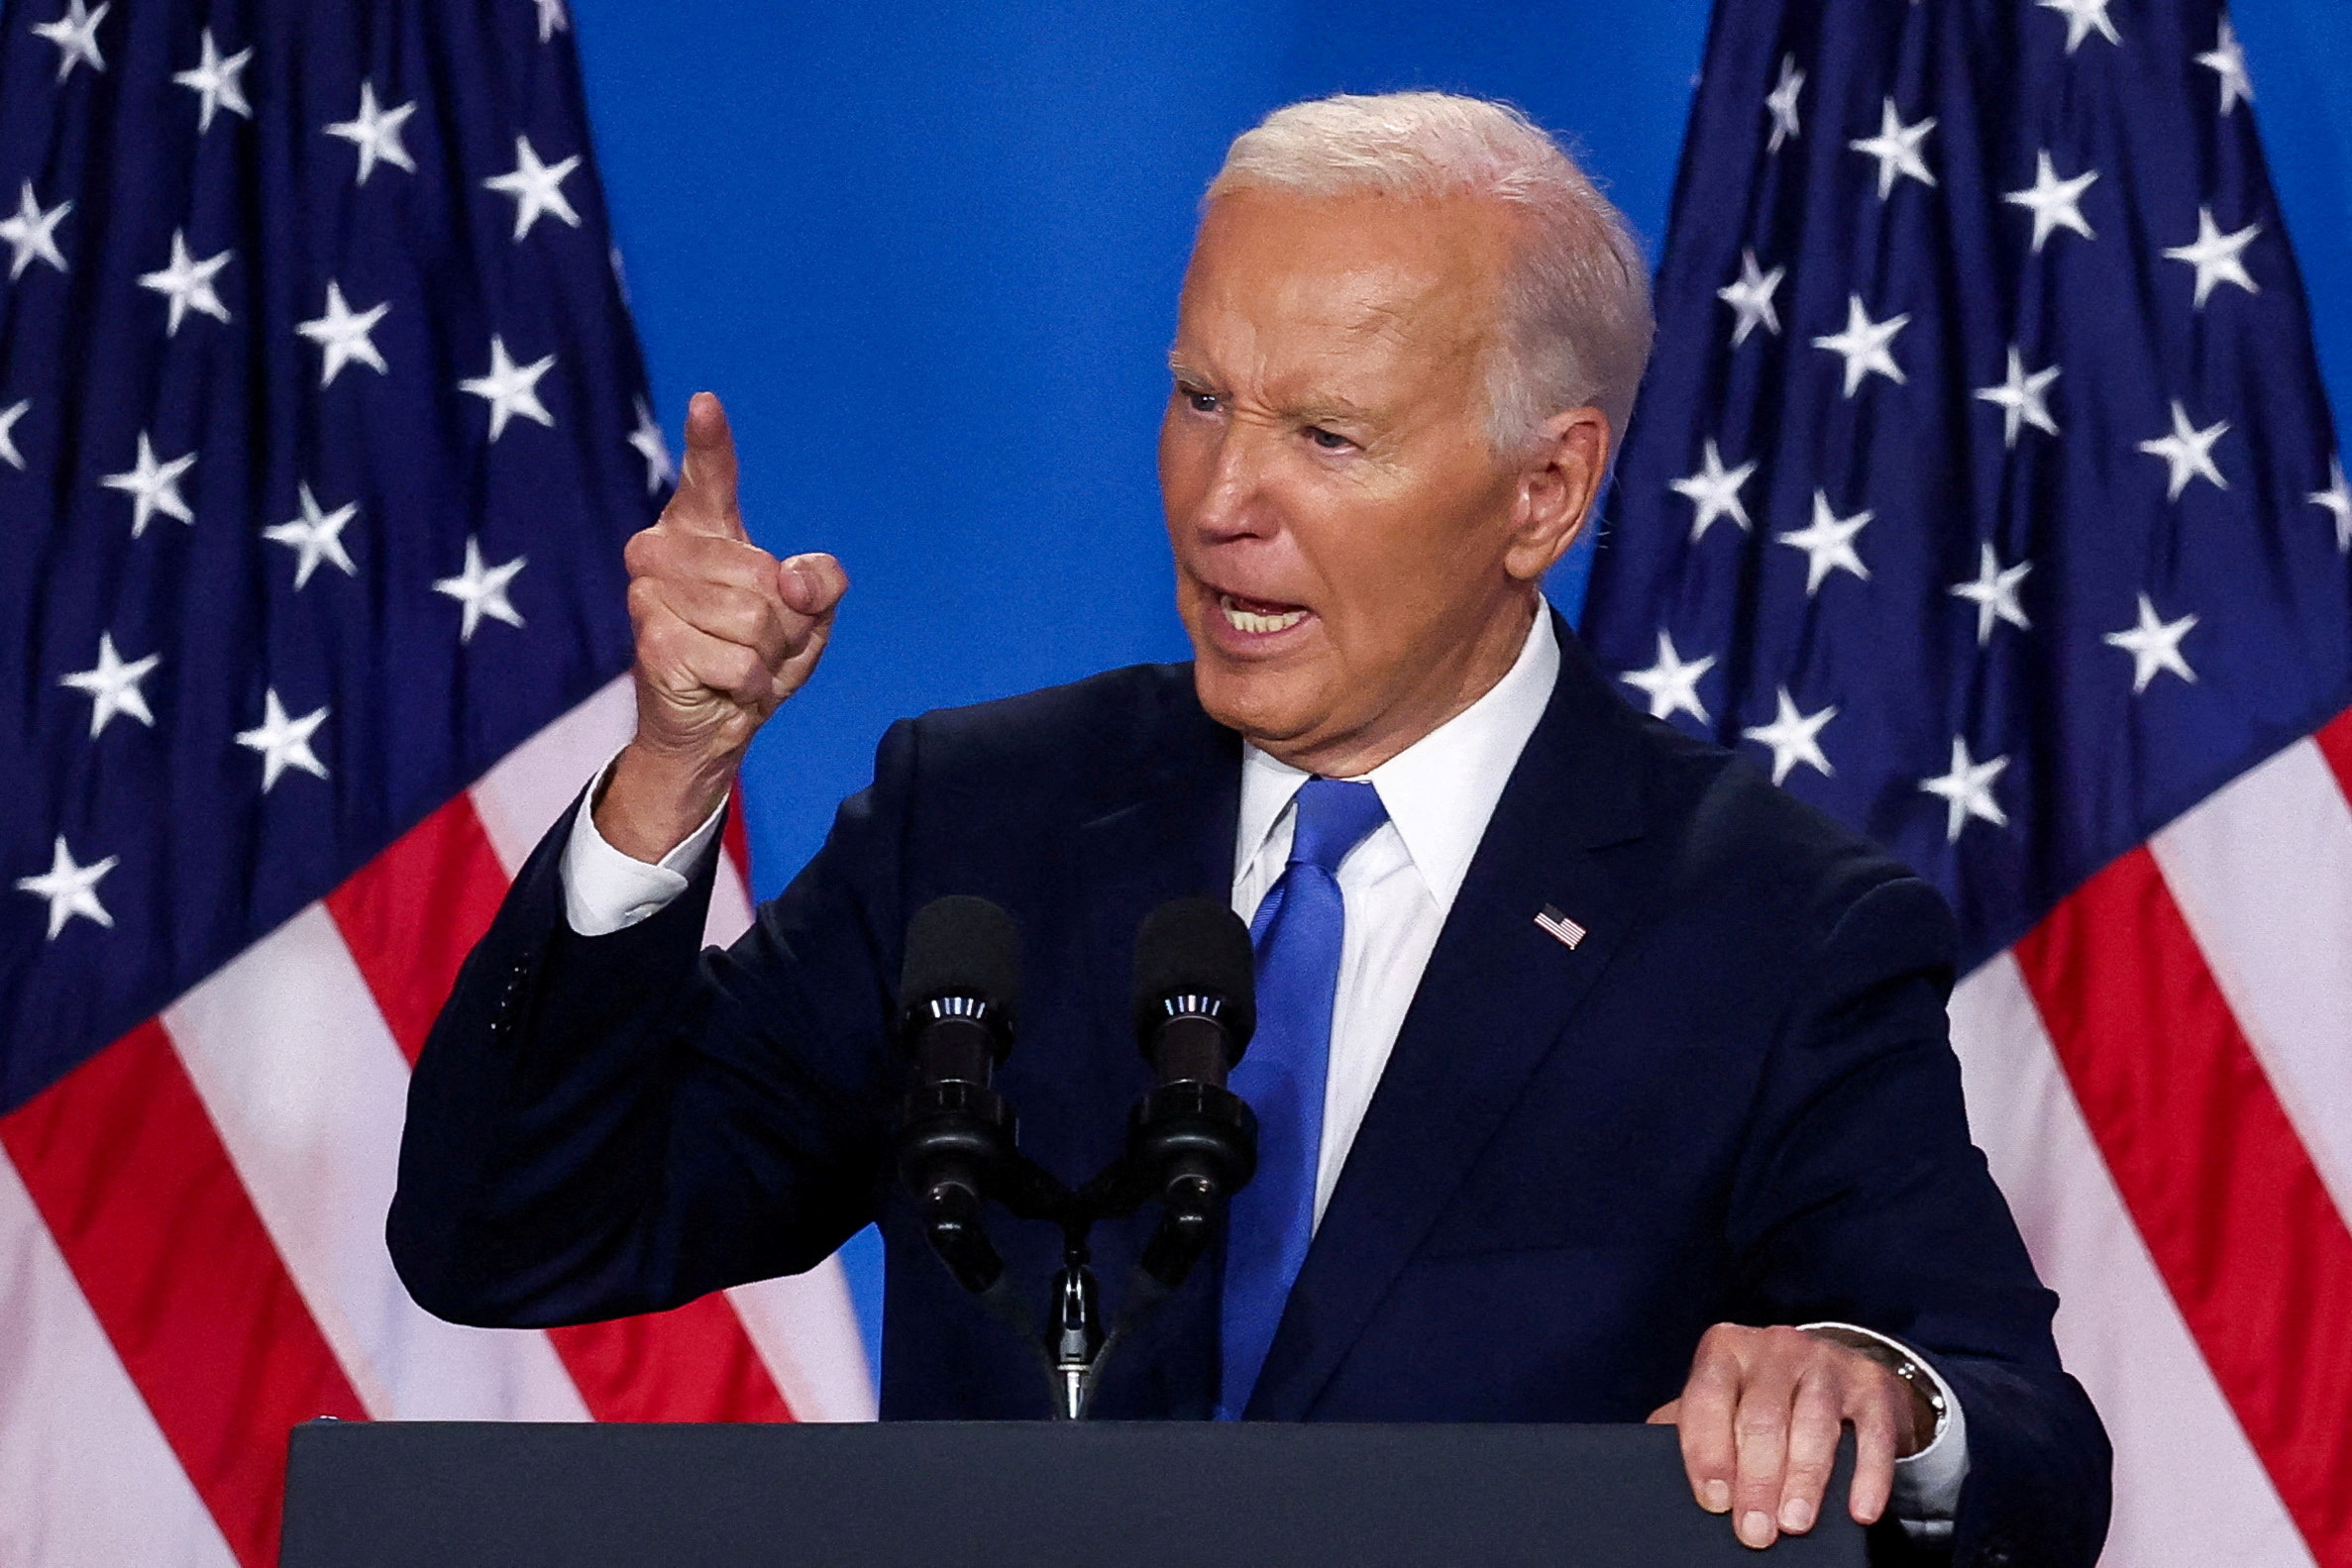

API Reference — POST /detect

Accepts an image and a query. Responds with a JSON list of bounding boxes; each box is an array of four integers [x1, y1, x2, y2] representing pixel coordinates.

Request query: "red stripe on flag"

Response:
[[0, 1022, 368, 1568], [2317, 705, 2352, 806], [548, 1301, 794, 1422], [723, 780, 751, 884], [2013, 847, 2352, 1561], [325, 795, 510, 1067], [324, 796, 798, 1423]]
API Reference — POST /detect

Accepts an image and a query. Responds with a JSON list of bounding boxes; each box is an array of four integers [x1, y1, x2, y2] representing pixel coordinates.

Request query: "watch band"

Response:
[[1800, 1323, 1950, 1447]]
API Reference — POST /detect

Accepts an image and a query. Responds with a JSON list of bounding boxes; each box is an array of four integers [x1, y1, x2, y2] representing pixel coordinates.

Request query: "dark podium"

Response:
[[279, 1418, 1869, 1566]]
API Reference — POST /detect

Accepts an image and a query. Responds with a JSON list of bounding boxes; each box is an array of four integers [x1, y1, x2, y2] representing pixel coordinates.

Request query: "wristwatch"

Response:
[[1800, 1323, 1949, 1452]]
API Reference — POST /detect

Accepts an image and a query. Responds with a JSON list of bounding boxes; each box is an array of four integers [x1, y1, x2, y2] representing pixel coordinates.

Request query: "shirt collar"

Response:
[[1235, 604, 1560, 910]]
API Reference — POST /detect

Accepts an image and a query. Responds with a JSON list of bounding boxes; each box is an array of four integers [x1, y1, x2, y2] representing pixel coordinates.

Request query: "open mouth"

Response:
[[1217, 591, 1309, 635]]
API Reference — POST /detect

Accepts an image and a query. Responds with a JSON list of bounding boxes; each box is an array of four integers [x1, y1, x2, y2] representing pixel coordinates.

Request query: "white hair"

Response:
[[1207, 91, 1655, 458]]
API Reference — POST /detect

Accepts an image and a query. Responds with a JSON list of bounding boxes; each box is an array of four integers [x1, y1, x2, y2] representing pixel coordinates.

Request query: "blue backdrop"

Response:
[[563, 0, 2352, 1378]]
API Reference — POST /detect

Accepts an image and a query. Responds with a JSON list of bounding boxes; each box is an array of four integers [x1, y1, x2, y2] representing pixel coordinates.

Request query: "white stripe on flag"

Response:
[[726, 1271, 880, 1422], [2150, 734, 2352, 1224], [471, 676, 636, 874], [0, 1149, 239, 1568], [1949, 954, 2313, 1568], [707, 845, 756, 948], [162, 905, 590, 1421]]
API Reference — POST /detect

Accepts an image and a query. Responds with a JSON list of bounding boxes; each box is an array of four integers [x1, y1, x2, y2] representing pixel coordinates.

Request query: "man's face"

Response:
[[1160, 189, 1571, 774]]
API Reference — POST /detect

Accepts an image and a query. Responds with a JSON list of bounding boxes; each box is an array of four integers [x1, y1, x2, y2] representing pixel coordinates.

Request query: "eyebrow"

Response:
[[1165, 357, 1379, 426]]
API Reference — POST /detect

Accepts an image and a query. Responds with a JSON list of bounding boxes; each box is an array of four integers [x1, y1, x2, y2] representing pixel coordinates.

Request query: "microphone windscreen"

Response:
[[1131, 896, 1256, 1049], [901, 895, 1021, 1020]]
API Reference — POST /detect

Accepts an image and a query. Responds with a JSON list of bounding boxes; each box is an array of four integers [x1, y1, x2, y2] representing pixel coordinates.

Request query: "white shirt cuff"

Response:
[[559, 756, 729, 936], [1800, 1320, 1969, 1533]]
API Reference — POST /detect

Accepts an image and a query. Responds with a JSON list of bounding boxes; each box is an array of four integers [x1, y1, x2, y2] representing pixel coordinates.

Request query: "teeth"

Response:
[[1219, 593, 1307, 635]]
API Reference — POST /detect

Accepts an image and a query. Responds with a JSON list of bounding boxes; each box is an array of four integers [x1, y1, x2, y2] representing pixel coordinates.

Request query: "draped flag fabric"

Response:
[[0, 2, 872, 1563], [1583, 1, 2352, 1561]]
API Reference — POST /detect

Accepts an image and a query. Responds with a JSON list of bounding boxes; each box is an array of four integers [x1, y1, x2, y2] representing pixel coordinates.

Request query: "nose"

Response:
[[1188, 419, 1278, 545]]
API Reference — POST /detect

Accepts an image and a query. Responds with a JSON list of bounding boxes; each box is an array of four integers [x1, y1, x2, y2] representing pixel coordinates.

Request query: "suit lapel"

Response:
[[1247, 620, 1657, 1418]]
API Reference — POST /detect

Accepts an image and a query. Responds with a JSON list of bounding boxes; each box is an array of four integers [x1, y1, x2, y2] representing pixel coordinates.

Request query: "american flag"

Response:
[[0, 2, 871, 1563], [1583, 0, 2352, 1561]]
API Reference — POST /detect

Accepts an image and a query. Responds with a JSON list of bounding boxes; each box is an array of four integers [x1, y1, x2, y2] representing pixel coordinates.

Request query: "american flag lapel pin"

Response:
[[1535, 903, 1586, 951]]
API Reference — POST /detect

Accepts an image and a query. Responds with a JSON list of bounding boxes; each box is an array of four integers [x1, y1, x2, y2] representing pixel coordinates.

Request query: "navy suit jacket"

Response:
[[390, 621, 2108, 1566]]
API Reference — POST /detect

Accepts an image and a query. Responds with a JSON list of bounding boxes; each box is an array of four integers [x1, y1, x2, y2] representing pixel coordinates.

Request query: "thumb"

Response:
[[1647, 1400, 1681, 1425], [778, 551, 848, 616]]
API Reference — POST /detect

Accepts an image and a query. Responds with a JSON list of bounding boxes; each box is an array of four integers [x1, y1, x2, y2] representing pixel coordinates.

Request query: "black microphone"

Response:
[[1131, 896, 1256, 1086], [1126, 897, 1259, 1286], [895, 895, 1021, 1293]]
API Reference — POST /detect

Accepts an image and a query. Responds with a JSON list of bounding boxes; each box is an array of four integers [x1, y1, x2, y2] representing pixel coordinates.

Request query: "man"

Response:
[[391, 93, 2107, 1561]]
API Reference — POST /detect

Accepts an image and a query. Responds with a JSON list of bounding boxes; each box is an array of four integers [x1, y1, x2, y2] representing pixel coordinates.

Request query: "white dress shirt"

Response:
[[559, 602, 1964, 1522]]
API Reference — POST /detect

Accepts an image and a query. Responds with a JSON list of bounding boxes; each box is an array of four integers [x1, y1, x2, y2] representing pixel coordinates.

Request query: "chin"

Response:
[[1190, 659, 1318, 750]]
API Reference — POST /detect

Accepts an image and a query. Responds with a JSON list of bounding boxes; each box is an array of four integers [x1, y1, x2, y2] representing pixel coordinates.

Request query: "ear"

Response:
[[1503, 406, 1612, 582]]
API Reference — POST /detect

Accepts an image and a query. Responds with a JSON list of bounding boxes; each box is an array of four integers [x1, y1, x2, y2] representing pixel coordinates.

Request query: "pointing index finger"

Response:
[[665, 390, 747, 541]]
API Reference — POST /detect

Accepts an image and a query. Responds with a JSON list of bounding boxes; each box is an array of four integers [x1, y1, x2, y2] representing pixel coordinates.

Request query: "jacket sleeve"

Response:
[[1724, 873, 2112, 1568], [387, 719, 920, 1328]]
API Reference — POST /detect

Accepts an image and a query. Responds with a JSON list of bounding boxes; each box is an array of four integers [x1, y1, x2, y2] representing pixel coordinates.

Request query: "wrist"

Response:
[[595, 739, 734, 863], [1801, 1325, 1944, 1455]]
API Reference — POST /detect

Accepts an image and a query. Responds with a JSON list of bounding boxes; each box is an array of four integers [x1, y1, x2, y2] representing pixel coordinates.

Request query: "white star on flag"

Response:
[[2003, 152, 2097, 254], [536, 0, 570, 43], [1950, 542, 2033, 646], [2138, 401, 2230, 499], [2163, 207, 2260, 310], [1777, 491, 1873, 595], [58, 631, 160, 737], [324, 82, 418, 185], [2310, 457, 2352, 553], [1670, 438, 1757, 543], [1919, 736, 2010, 842], [263, 483, 361, 589], [461, 336, 558, 440], [1849, 98, 1937, 200], [1811, 294, 1909, 397], [1976, 347, 2061, 448], [1743, 687, 1837, 785], [100, 432, 196, 537], [1622, 630, 1716, 725], [433, 537, 528, 642], [482, 136, 583, 242], [1764, 54, 1804, 154], [2103, 593, 2199, 694], [137, 230, 233, 335], [297, 281, 391, 386], [628, 398, 676, 493], [171, 28, 253, 133], [2196, 16, 2253, 116], [0, 398, 27, 470], [1718, 249, 1783, 348], [15, 836, 117, 939], [235, 689, 331, 790], [0, 181, 71, 280], [31, 0, 107, 81], [2036, 0, 2120, 53]]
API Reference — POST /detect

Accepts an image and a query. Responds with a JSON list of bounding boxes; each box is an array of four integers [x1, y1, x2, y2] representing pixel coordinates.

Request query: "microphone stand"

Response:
[[897, 1082, 1254, 1419]]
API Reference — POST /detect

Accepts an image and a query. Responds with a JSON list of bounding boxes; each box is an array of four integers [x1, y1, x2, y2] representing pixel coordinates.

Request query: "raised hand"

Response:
[[595, 391, 848, 862], [1648, 1323, 1935, 1549]]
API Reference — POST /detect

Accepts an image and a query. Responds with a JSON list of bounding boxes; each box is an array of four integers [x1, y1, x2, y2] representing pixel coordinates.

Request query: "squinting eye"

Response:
[[1307, 427, 1351, 451], [1186, 390, 1220, 414]]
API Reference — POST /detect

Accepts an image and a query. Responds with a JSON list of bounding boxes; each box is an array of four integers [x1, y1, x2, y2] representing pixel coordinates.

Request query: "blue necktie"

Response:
[[1218, 776, 1389, 1419]]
